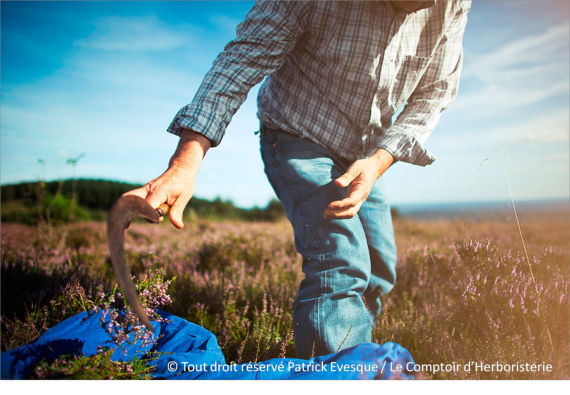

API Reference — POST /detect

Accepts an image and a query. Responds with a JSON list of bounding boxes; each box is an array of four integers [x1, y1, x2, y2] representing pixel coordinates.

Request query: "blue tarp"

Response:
[[1, 310, 415, 380]]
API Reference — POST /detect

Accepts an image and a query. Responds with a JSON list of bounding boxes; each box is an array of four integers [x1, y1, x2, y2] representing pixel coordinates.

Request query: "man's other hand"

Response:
[[324, 148, 394, 220]]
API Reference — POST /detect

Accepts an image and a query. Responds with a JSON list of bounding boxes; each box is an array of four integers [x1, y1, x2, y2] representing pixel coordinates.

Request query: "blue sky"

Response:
[[1, 1, 569, 208]]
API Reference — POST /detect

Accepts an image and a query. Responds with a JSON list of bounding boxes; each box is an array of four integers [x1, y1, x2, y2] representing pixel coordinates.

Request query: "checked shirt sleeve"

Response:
[[167, 1, 312, 146], [378, 3, 471, 166]]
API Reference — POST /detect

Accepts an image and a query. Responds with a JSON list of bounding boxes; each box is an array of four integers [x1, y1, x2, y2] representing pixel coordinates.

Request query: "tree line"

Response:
[[0, 179, 286, 224]]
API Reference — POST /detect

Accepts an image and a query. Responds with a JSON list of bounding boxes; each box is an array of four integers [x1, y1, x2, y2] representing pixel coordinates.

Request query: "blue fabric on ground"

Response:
[[1, 310, 415, 380]]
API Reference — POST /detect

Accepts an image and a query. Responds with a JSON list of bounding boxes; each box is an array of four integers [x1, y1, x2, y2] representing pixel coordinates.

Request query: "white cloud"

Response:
[[455, 22, 569, 117], [75, 16, 189, 52], [516, 108, 570, 143], [462, 24, 569, 79], [2, 3, 568, 205], [1, 12, 277, 206], [57, 150, 70, 158], [436, 107, 569, 148], [544, 153, 570, 162], [209, 14, 241, 33]]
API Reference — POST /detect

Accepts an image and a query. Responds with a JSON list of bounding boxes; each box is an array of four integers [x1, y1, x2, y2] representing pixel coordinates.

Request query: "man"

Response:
[[126, 0, 471, 359]]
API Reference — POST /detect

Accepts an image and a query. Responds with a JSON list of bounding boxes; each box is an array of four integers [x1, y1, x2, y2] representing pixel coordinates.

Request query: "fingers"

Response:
[[335, 166, 359, 188], [121, 170, 194, 229], [169, 196, 190, 229], [123, 182, 163, 212], [121, 182, 168, 225], [123, 185, 151, 229], [122, 184, 150, 200], [325, 187, 364, 219], [145, 190, 169, 211], [324, 199, 364, 219], [328, 181, 368, 209], [325, 165, 370, 219]]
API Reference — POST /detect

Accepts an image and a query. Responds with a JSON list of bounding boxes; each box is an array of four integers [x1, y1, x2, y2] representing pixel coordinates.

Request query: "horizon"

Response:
[[1, 1, 569, 208], [1, 177, 568, 211]]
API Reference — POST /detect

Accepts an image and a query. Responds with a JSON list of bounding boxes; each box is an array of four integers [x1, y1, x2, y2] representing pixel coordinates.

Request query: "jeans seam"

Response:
[[268, 136, 329, 357]]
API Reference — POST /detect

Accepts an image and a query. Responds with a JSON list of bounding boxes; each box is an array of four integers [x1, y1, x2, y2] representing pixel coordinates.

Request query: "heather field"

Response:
[[1, 212, 569, 379]]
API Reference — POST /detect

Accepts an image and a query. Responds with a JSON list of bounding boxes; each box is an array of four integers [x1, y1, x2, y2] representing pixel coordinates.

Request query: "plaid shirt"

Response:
[[167, 0, 471, 166]]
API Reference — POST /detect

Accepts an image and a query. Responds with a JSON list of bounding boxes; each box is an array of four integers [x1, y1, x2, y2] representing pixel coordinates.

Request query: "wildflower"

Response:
[[87, 270, 175, 351]]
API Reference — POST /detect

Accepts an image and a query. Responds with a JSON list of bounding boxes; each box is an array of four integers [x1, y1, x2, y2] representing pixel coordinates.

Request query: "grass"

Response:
[[1, 211, 568, 379], [28, 348, 156, 380]]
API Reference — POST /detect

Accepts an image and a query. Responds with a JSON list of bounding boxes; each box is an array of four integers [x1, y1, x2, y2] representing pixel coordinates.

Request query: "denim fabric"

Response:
[[259, 126, 397, 359]]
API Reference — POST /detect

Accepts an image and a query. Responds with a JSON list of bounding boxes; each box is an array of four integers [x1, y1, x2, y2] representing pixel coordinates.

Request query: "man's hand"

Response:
[[123, 130, 211, 229], [324, 148, 394, 220]]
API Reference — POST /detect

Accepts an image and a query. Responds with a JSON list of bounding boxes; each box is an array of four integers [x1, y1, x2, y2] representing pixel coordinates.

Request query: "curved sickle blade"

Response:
[[106, 195, 161, 331]]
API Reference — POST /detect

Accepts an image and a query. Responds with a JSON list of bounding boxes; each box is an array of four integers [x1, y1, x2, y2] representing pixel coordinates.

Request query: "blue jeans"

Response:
[[259, 125, 398, 359]]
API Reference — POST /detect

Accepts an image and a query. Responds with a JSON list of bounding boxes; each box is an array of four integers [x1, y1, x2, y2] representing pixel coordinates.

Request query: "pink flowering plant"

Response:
[[30, 348, 155, 380], [85, 268, 175, 354], [2, 216, 568, 379]]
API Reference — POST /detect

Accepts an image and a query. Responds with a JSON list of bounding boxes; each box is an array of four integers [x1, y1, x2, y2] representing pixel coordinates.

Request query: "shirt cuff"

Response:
[[376, 131, 435, 166], [166, 105, 222, 147]]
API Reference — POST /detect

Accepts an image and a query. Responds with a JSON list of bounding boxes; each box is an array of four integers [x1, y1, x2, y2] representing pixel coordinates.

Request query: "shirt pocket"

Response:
[[389, 55, 432, 111]]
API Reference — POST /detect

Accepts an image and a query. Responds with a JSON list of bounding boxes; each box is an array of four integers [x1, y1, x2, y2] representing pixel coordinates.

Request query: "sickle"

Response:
[[106, 195, 169, 331]]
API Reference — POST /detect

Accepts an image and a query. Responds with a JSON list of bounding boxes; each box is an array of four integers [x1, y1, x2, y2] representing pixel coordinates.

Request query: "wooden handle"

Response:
[[156, 203, 170, 217]]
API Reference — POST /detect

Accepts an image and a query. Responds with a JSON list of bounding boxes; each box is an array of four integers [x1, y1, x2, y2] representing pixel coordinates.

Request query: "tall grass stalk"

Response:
[[499, 147, 554, 351]]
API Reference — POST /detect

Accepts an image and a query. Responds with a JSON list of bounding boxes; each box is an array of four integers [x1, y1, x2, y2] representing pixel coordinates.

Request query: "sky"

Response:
[[1, 1, 569, 208]]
